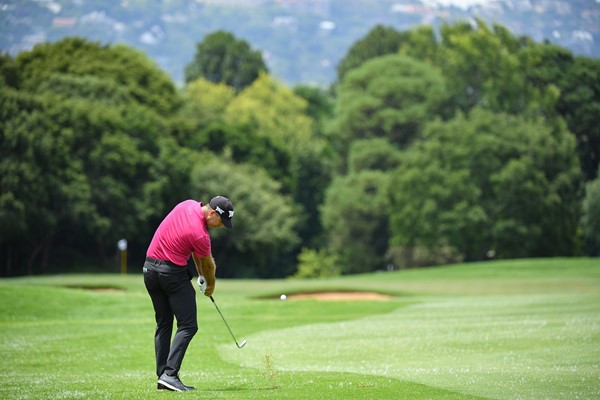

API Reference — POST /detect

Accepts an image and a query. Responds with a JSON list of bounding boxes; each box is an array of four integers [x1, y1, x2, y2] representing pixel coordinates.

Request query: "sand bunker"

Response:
[[285, 292, 393, 301]]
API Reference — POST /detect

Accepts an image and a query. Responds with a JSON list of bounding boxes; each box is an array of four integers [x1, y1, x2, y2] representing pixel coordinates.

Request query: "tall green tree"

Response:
[[224, 72, 313, 193], [435, 21, 551, 115], [293, 84, 334, 137], [555, 56, 600, 181], [347, 138, 402, 173], [389, 108, 581, 262], [331, 54, 447, 160], [0, 52, 18, 88], [225, 73, 331, 246], [0, 39, 186, 275], [398, 25, 440, 67], [225, 73, 314, 150], [321, 137, 400, 274], [14, 38, 180, 115], [395, 22, 599, 181], [189, 123, 292, 189], [180, 77, 235, 128], [0, 91, 189, 275], [321, 170, 391, 274], [44, 96, 175, 265], [582, 167, 600, 255], [336, 25, 405, 83], [184, 30, 268, 92], [0, 90, 97, 274], [519, 43, 600, 180]]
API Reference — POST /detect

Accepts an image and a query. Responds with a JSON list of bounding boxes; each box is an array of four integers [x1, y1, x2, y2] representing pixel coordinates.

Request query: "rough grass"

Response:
[[0, 258, 599, 399]]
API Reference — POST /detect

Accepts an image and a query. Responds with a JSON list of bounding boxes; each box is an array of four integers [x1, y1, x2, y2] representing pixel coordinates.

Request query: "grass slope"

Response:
[[0, 258, 598, 399]]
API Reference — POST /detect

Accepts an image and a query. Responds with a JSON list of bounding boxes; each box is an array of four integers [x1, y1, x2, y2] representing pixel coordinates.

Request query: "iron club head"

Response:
[[237, 340, 247, 348]]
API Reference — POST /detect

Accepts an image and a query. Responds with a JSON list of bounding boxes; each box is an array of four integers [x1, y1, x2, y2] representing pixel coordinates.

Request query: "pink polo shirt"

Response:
[[146, 200, 211, 266]]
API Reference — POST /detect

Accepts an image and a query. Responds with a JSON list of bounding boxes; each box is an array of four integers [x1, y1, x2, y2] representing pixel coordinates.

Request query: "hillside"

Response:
[[2, 0, 599, 86]]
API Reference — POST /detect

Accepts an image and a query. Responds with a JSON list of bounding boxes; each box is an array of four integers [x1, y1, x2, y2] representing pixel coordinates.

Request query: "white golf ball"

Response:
[[280, 294, 287, 301]]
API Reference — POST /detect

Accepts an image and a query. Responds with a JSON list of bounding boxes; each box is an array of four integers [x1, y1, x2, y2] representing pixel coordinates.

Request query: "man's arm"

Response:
[[192, 253, 216, 296]]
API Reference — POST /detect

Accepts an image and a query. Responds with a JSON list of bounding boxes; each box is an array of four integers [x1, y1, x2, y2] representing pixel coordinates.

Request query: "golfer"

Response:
[[143, 196, 234, 392]]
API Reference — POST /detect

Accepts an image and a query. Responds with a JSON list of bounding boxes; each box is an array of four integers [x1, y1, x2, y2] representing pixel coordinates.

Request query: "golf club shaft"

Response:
[[210, 296, 244, 348]]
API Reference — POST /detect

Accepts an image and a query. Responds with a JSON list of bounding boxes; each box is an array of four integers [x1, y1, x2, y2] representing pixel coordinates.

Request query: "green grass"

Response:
[[1, 258, 599, 399]]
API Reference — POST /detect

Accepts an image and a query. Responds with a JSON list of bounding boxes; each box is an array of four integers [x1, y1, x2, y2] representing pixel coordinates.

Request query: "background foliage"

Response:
[[184, 30, 268, 92], [1, 20, 599, 277]]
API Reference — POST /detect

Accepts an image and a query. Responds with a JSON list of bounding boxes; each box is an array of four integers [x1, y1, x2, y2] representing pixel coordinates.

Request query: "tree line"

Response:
[[1, 20, 599, 278]]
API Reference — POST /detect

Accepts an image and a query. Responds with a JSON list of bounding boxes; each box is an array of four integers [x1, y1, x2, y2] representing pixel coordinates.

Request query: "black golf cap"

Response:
[[209, 196, 234, 229]]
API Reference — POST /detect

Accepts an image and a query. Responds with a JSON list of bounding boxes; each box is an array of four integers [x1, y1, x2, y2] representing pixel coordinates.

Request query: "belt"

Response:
[[145, 257, 182, 268]]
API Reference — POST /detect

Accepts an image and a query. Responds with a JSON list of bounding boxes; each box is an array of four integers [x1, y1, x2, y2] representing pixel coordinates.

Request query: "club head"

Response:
[[237, 340, 247, 348]]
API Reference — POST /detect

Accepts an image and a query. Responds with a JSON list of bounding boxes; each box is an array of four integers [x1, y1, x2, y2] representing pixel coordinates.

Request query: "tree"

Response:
[[292, 248, 340, 279], [398, 25, 440, 67], [389, 108, 581, 262], [1, 38, 194, 275], [43, 95, 179, 266], [225, 73, 331, 247], [336, 25, 405, 83], [321, 170, 391, 274], [319, 139, 402, 274], [35, 74, 136, 105], [293, 84, 334, 137], [189, 123, 292, 188], [184, 30, 268, 92], [331, 55, 447, 159], [0, 89, 97, 274], [180, 77, 235, 128], [0, 52, 18, 88], [517, 41, 600, 181], [436, 21, 544, 115], [225, 73, 314, 150], [14, 38, 180, 115], [347, 138, 402, 173], [556, 56, 600, 181], [393, 21, 599, 182], [582, 168, 600, 255]]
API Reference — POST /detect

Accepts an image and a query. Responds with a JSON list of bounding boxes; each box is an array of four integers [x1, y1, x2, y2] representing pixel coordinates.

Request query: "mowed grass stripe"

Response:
[[219, 294, 599, 399]]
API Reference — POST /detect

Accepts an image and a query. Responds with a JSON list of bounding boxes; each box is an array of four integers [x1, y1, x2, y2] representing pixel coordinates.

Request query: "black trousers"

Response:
[[143, 258, 198, 378]]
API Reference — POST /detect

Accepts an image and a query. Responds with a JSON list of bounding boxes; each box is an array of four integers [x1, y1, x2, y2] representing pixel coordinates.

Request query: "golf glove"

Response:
[[197, 275, 207, 293]]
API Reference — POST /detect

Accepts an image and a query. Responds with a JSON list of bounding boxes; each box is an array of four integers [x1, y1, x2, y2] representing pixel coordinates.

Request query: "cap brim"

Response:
[[222, 218, 233, 229]]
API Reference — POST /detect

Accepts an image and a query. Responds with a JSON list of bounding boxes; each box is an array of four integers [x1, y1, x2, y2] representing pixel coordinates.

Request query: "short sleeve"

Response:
[[192, 236, 211, 258]]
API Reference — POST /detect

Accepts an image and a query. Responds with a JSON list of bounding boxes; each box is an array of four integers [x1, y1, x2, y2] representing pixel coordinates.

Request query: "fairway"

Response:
[[1, 258, 599, 399]]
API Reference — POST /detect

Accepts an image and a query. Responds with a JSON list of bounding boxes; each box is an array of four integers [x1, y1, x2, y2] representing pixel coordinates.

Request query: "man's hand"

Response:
[[193, 253, 216, 297], [203, 284, 214, 297], [197, 275, 207, 293]]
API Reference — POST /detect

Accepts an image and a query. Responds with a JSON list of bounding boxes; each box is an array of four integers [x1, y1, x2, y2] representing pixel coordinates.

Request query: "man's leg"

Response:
[[143, 266, 174, 377], [163, 276, 198, 377]]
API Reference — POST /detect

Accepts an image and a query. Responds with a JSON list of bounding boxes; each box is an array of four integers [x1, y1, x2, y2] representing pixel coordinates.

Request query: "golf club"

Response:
[[210, 296, 247, 349]]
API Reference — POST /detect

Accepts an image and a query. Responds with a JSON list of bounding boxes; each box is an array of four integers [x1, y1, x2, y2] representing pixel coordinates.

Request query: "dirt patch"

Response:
[[285, 292, 393, 301]]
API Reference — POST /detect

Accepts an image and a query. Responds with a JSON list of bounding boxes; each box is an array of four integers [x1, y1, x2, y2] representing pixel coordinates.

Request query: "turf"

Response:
[[0, 258, 599, 399]]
